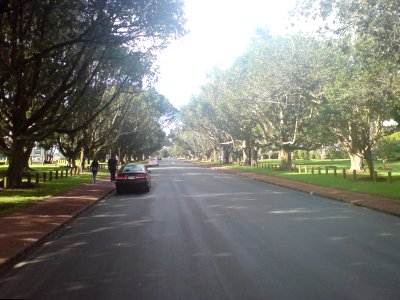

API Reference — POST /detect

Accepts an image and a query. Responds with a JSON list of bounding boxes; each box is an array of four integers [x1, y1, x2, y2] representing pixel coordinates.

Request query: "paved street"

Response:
[[0, 160, 399, 299]]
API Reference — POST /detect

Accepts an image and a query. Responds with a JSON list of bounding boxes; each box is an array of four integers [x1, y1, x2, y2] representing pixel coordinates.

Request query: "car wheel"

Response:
[[116, 186, 121, 194], [144, 184, 150, 193]]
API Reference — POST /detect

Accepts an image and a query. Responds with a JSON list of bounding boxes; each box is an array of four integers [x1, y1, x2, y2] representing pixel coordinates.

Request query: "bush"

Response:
[[294, 150, 310, 160], [376, 132, 400, 161]]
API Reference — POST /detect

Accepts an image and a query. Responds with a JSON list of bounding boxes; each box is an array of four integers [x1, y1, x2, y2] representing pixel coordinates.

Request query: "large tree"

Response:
[[179, 94, 236, 163], [114, 88, 177, 161], [296, 0, 400, 58], [295, 0, 400, 175], [322, 37, 396, 175], [237, 35, 332, 169], [0, 0, 185, 187], [203, 67, 256, 165]]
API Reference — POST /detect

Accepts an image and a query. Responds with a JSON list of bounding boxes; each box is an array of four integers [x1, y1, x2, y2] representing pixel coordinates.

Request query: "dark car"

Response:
[[115, 163, 151, 194]]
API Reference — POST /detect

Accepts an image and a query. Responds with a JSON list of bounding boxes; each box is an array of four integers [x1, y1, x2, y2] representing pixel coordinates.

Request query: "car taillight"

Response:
[[117, 174, 129, 180], [136, 174, 147, 179]]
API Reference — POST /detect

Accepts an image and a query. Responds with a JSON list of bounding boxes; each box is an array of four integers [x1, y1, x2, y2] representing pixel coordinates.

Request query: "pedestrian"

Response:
[[90, 159, 99, 183], [108, 153, 118, 182]]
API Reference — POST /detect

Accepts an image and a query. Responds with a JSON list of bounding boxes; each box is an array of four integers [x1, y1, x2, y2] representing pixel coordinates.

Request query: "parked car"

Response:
[[147, 159, 159, 167], [115, 163, 151, 194]]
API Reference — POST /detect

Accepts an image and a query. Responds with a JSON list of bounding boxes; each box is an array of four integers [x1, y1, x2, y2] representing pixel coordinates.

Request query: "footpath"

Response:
[[1, 166, 399, 277], [0, 178, 115, 276]]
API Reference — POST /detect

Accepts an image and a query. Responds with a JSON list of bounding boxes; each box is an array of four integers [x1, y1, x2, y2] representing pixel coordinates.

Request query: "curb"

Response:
[[195, 163, 400, 218]]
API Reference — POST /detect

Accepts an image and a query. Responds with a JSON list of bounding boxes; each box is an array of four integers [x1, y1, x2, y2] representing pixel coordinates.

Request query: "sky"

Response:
[[154, 0, 297, 109]]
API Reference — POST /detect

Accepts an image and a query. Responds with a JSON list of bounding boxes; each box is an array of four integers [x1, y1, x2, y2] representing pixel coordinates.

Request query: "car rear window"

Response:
[[122, 164, 145, 173]]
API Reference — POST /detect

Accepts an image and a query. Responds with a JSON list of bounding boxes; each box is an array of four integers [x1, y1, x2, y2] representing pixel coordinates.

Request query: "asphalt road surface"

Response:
[[0, 160, 399, 299]]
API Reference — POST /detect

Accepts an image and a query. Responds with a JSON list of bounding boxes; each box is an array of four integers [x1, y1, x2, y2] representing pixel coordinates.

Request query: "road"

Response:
[[0, 160, 399, 299]]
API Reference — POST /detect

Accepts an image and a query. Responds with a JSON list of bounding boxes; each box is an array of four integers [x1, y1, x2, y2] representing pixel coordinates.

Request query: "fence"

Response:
[[55, 160, 81, 166], [1, 162, 112, 189], [55, 160, 108, 170], [253, 163, 394, 184], [2, 166, 83, 189]]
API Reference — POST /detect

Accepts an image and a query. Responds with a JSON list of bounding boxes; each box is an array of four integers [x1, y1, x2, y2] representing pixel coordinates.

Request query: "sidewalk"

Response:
[[0, 178, 115, 276], [1, 166, 399, 277]]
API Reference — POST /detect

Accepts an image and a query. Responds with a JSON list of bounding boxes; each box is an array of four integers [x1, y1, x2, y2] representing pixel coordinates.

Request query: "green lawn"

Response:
[[0, 164, 109, 215]]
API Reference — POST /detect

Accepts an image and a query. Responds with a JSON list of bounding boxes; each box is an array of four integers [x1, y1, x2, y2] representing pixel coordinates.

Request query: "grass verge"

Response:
[[194, 159, 400, 200], [0, 164, 109, 215]]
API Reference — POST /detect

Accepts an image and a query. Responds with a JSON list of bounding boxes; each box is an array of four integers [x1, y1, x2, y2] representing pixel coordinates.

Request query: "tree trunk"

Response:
[[252, 147, 258, 164], [221, 145, 230, 164], [7, 140, 28, 187], [364, 147, 374, 178], [23, 142, 34, 171], [349, 152, 366, 172], [279, 146, 292, 170], [213, 148, 217, 162], [320, 147, 329, 160], [242, 139, 251, 166], [80, 149, 86, 169]]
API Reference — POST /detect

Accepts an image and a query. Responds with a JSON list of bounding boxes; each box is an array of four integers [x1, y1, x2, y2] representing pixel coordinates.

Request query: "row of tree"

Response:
[[0, 0, 186, 187], [172, 0, 400, 177]]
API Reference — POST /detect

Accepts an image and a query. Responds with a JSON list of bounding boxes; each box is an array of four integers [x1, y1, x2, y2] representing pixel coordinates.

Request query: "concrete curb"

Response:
[[194, 163, 400, 218]]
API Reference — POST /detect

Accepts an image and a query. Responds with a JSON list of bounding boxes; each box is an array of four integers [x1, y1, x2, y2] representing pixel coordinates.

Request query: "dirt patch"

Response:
[[378, 167, 392, 171]]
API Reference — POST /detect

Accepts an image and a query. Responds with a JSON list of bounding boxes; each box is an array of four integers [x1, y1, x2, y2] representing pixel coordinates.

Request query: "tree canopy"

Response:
[[0, 0, 185, 187], [176, 1, 400, 175]]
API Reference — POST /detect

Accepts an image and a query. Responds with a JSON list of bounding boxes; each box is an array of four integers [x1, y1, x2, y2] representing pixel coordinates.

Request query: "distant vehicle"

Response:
[[147, 159, 159, 167], [115, 164, 151, 194]]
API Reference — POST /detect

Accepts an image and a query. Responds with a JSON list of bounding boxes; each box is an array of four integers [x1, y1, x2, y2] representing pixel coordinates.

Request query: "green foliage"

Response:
[[177, 0, 400, 189], [0, 165, 106, 214], [178, 34, 345, 168], [0, 0, 185, 187], [326, 145, 348, 159], [376, 131, 400, 161], [292, 1, 400, 174], [293, 150, 310, 160], [160, 148, 170, 158]]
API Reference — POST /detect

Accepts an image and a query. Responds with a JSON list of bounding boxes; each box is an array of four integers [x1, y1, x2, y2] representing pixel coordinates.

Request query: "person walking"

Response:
[[108, 154, 118, 182], [90, 159, 99, 183]]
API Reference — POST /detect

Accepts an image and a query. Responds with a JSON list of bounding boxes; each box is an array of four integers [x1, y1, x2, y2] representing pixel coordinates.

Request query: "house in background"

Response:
[[31, 146, 45, 162], [30, 145, 65, 163]]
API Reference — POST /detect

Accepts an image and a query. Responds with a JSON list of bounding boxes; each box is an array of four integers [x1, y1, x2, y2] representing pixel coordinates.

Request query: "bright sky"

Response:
[[154, 0, 297, 109]]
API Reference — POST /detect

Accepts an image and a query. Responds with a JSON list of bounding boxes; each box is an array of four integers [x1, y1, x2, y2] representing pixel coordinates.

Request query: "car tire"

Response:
[[116, 186, 121, 194], [145, 185, 150, 193]]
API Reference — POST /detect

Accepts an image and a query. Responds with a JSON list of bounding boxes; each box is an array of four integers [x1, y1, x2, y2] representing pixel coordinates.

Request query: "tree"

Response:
[[375, 131, 400, 164], [179, 94, 235, 163], [322, 37, 397, 175], [297, 0, 400, 63], [293, 1, 400, 175], [114, 88, 177, 161], [237, 35, 332, 169], [0, 0, 185, 187], [171, 128, 213, 159], [205, 67, 257, 165], [56, 50, 151, 168]]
